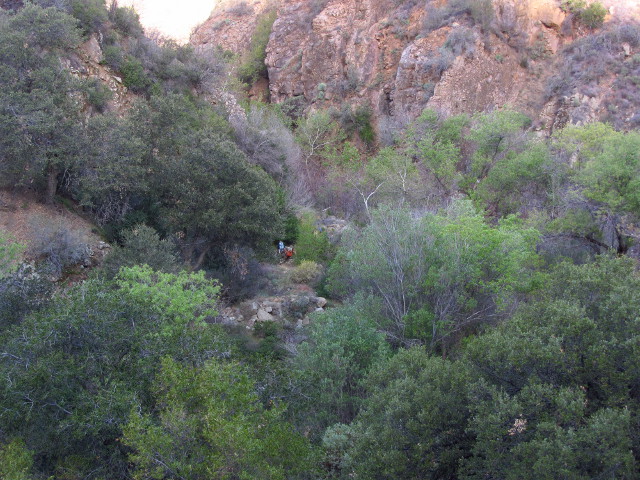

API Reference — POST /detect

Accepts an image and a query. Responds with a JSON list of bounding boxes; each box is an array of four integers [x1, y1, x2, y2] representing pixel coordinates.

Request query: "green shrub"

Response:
[[84, 78, 112, 112], [561, 0, 607, 29], [581, 2, 607, 29], [102, 44, 124, 70], [99, 225, 181, 279], [560, 0, 587, 13], [109, 5, 144, 38], [237, 8, 277, 84], [294, 213, 334, 265], [290, 260, 323, 285], [0, 439, 35, 480], [335, 104, 376, 146], [120, 56, 151, 93], [283, 213, 300, 245], [354, 105, 375, 146], [70, 0, 108, 36]]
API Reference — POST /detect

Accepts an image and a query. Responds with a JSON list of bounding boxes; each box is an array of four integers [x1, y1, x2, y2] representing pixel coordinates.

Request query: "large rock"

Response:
[[256, 308, 274, 321], [222, 293, 326, 330]]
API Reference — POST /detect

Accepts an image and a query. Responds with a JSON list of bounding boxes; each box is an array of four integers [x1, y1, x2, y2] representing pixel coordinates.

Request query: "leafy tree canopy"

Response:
[[124, 357, 316, 480], [0, 267, 230, 478]]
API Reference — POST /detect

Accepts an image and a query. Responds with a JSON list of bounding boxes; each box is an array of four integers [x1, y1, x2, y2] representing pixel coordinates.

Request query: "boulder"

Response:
[[257, 308, 274, 322]]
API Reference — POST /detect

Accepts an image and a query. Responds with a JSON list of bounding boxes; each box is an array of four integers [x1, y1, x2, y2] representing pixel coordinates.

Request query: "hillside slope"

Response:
[[192, 0, 640, 130]]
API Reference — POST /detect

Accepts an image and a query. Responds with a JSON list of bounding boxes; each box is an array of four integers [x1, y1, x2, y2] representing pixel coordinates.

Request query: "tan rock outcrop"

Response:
[[192, 0, 640, 129]]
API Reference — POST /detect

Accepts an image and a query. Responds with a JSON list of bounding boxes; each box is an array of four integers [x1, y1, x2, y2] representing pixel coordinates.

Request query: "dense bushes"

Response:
[[561, 0, 607, 29], [108, 2, 143, 37], [69, 0, 107, 36], [308, 256, 640, 479], [294, 212, 334, 265], [4, 1, 640, 478], [0, 267, 233, 478]]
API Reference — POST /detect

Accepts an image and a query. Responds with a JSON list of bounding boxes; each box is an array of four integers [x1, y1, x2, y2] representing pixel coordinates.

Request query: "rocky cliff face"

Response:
[[191, 0, 275, 54], [64, 35, 135, 115], [192, 0, 640, 130]]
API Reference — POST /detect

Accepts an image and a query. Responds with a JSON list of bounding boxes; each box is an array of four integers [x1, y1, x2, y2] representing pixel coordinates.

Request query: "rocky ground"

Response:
[[217, 260, 329, 353]]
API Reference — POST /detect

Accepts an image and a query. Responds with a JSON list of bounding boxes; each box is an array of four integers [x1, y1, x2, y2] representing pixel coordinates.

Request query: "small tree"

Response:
[[580, 2, 607, 28], [99, 225, 181, 279], [292, 302, 390, 438], [124, 358, 315, 479], [0, 232, 24, 278]]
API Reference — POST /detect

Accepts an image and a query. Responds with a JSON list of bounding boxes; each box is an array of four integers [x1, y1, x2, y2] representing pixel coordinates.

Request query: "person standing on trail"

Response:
[[278, 240, 285, 255], [284, 246, 294, 261]]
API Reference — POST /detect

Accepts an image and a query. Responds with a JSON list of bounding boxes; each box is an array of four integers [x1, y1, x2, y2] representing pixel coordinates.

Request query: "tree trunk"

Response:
[[192, 244, 211, 271], [45, 164, 59, 205]]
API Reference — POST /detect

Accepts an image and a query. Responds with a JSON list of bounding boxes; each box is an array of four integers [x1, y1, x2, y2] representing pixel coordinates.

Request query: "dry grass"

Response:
[[0, 190, 101, 260]]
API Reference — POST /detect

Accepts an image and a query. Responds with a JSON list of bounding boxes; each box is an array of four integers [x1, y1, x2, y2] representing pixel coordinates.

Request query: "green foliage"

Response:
[[366, 147, 421, 205], [296, 110, 347, 166], [572, 127, 640, 213], [120, 56, 152, 93], [124, 357, 316, 480], [0, 232, 23, 278], [465, 109, 531, 185], [293, 302, 390, 437], [69, 0, 108, 36], [328, 202, 542, 349], [153, 129, 284, 263], [580, 2, 607, 28], [99, 225, 181, 279], [562, 0, 607, 28], [78, 113, 148, 225], [551, 122, 640, 253], [4, 3, 81, 51], [417, 135, 460, 194], [294, 212, 334, 265], [83, 77, 113, 112], [290, 260, 323, 285], [0, 264, 52, 329], [109, 4, 144, 38], [347, 349, 473, 479], [436, 112, 470, 144], [560, 0, 587, 13], [329, 255, 640, 479], [84, 94, 280, 267], [237, 8, 277, 84], [474, 142, 554, 215], [464, 383, 635, 479], [102, 44, 125, 70], [116, 265, 219, 333], [283, 213, 300, 245], [461, 255, 640, 478], [0, 267, 230, 478], [0, 4, 84, 201], [398, 109, 470, 198], [337, 105, 376, 146], [0, 439, 35, 480]]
